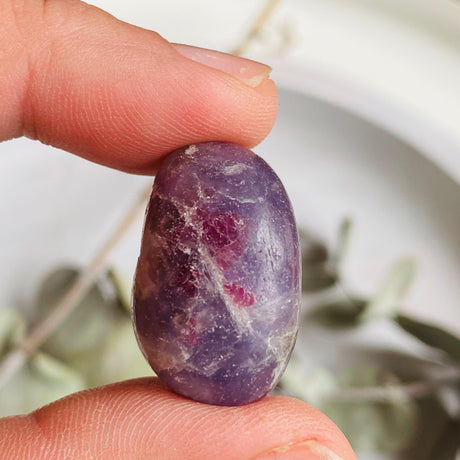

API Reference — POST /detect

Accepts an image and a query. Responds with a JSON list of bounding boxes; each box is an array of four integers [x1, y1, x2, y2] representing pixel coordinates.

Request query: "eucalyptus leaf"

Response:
[[107, 268, 132, 314], [427, 419, 460, 460], [282, 345, 455, 456], [280, 358, 338, 404], [336, 218, 352, 269], [282, 360, 418, 453], [362, 258, 416, 321], [319, 366, 417, 454], [69, 318, 152, 388], [35, 267, 125, 362], [323, 397, 416, 454], [308, 297, 367, 328], [396, 314, 460, 363], [437, 384, 460, 419], [302, 268, 338, 293], [397, 394, 454, 460], [299, 229, 338, 292], [0, 308, 26, 357], [0, 352, 85, 417], [300, 233, 329, 266]]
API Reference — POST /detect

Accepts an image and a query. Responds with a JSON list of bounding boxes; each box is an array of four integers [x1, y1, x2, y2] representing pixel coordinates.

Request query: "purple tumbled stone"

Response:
[[133, 142, 301, 406]]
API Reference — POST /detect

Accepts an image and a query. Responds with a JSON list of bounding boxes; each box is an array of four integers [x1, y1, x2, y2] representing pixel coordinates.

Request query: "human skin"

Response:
[[0, 1, 356, 459]]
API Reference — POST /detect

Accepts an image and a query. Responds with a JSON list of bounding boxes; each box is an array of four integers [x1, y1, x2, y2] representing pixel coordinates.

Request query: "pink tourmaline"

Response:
[[133, 142, 301, 406]]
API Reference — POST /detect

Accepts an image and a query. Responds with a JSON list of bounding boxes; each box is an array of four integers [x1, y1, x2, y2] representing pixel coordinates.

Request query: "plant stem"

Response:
[[322, 370, 460, 403], [232, 0, 282, 56]]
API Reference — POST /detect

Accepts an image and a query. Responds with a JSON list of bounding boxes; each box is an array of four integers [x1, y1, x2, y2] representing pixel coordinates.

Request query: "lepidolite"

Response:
[[133, 142, 301, 405]]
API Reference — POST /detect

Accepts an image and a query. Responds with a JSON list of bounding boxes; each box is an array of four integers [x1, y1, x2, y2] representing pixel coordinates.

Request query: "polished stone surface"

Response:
[[133, 142, 301, 405]]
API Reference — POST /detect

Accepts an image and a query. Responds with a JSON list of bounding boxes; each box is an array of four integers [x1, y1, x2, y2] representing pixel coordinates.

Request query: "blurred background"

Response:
[[1, 1, 460, 459]]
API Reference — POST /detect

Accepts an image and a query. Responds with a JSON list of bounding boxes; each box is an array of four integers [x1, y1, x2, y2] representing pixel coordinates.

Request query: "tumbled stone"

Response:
[[133, 142, 301, 406]]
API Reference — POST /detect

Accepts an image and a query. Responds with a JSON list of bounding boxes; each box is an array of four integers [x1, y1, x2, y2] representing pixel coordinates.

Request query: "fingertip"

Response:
[[244, 77, 278, 146]]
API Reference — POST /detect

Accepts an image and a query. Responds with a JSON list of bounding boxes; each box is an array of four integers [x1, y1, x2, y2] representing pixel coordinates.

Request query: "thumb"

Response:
[[2, 0, 277, 173], [1, 378, 356, 460]]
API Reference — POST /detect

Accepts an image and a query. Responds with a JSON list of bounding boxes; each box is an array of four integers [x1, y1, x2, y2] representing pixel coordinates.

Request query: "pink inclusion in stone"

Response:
[[132, 142, 301, 406], [223, 282, 254, 308]]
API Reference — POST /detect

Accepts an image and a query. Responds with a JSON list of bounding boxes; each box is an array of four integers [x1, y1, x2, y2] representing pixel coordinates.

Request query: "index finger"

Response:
[[1, 0, 277, 173]]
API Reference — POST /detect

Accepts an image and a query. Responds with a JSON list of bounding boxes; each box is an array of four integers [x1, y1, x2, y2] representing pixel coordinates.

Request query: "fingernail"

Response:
[[252, 440, 345, 460], [172, 43, 271, 87]]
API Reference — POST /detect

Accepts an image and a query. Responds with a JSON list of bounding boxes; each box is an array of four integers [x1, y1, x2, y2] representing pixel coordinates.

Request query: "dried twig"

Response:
[[232, 0, 282, 56], [322, 370, 460, 404]]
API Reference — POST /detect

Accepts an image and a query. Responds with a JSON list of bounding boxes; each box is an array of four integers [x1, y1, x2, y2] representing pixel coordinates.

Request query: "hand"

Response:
[[0, 1, 356, 459]]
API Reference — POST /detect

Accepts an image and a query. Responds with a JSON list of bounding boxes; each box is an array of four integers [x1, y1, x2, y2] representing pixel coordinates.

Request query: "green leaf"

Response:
[[282, 360, 418, 453], [107, 268, 132, 314], [299, 230, 329, 266], [336, 218, 353, 269], [0, 352, 85, 417], [0, 309, 26, 357], [35, 267, 125, 362], [69, 318, 153, 388], [280, 358, 338, 404], [427, 419, 460, 460], [288, 346, 460, 455], [319, 366, 417, 454], [299, 229, 338, 292], [308, 298, 367, 328], [302, 268, 338, 292], [362, 258, 416, 320], [323, 395, 416, 454], [398, 394, 455, 460], [281, 346, 458, 456], [396, 314, 460, 363]]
